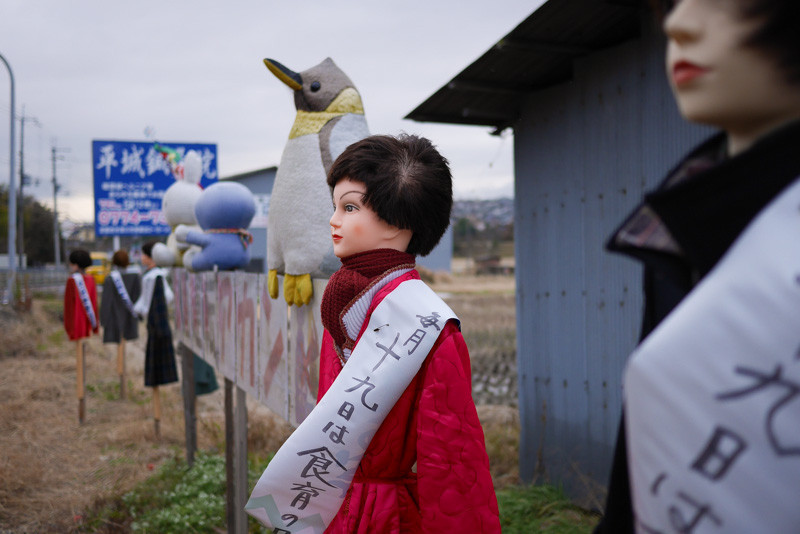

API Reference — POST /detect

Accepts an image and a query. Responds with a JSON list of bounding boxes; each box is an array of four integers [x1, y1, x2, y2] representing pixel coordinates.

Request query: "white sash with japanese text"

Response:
[[72, 273, 97, 330], [624, 176, 800, 533], [246, 279, 457, 533], [134, 267, 172, 318], [109, 270, 136, 316]]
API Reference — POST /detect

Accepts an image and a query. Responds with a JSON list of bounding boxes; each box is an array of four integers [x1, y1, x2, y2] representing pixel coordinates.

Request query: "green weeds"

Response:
[[81, 451, 273, 533], [82, 450, 597, 533], [497, 484, 599, 533]]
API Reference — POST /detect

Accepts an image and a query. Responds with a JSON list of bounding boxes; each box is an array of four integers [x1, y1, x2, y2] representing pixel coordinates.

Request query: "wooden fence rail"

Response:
[[171, 268, 326, 533], [172, 268, 326, 427]]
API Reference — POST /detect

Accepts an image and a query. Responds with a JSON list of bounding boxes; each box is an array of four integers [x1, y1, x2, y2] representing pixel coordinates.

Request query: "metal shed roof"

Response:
[[405, 0, 642, 134]]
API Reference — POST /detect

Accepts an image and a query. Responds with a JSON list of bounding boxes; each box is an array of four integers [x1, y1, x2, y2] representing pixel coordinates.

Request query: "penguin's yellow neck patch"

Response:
[[288, 88, 364, 139], [326, 88, 363, 114]]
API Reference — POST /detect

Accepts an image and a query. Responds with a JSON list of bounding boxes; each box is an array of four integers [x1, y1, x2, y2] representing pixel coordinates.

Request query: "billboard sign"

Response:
[[92, 140, 218, 236]]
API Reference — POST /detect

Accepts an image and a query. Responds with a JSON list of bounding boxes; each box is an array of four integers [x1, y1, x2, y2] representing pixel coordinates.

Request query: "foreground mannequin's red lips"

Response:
[[672, 60, 709, 86]]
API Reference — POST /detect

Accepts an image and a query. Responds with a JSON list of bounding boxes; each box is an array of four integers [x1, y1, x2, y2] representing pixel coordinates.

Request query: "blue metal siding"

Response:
[[417, 226, 453, 273], [515, 17, 711, 504]]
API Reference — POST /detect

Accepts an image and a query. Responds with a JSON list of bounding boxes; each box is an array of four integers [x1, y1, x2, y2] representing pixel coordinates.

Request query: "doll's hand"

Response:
[[174, 224, 191, 243]]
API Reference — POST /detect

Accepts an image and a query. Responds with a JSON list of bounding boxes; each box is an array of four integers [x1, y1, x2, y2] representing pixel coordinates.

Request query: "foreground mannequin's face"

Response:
[[329, 179, 411, 258], [664, 0, 800, 154]]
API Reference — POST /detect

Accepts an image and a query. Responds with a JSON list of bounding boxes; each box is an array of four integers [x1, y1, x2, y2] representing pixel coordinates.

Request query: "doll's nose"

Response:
[[663, 0, 701, 44]]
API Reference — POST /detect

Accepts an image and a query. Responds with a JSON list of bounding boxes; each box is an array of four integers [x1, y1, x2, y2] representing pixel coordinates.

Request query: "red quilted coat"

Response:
[[318, 270, 501, 533], [63, 273, 99, 341]]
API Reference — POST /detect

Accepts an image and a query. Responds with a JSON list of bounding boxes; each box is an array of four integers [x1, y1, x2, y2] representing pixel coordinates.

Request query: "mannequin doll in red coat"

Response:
[[64, 249, 99, 423], [595, 1, 800, 532], [247, 134, 501, 533]]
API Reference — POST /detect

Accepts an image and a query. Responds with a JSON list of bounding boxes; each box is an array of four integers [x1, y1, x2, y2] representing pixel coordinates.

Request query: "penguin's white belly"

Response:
[[328, 113, 369, 162], [267, 134, 335, 277]]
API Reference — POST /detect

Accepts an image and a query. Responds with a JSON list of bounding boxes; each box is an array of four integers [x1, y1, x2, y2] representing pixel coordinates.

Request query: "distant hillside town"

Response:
[[452, 198, 513, 230]]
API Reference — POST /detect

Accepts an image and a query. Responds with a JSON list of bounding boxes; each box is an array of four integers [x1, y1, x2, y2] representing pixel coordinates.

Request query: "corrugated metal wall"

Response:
[[514, 15, 712, 505]]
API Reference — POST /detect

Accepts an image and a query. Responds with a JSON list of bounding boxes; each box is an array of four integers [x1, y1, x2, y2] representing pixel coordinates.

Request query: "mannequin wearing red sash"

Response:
[[316, 135, 500, 533], [64, 249, 99, 341], [595, 1, 800, 532]]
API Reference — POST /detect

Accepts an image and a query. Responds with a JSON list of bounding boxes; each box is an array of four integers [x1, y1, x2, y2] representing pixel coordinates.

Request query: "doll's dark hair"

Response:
[[743, 0, 800, 83], [69, 249, 92, 270], [112, 249, 130, 268], [327, 133, 452, 257], [651, 0, 800, 83], [141, 240, 157, 259]]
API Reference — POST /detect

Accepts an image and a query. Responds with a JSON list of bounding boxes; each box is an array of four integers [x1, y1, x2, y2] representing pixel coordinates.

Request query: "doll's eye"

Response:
[[344, 204, 356, 212], [310, 81, 321, 92]]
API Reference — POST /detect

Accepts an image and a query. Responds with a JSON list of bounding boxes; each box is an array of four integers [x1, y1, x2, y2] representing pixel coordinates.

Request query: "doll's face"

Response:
[[664, 0, 800, 152], [141, 253, 155, 270], [330, 179, 407, 258]]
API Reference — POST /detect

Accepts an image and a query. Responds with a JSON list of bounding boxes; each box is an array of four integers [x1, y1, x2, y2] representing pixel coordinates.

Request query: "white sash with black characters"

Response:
[[134, 267, 173, 318], [625, 176, 800, 534], [109, 270, 136, 316], [246, 279, 458, 533], [72, 273, 97, 330]]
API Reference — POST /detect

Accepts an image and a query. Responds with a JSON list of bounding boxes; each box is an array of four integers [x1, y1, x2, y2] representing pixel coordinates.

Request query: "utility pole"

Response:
[[17, 106, 40, 268], [1, 52, 15, 303], [52, 145, 69, 268]]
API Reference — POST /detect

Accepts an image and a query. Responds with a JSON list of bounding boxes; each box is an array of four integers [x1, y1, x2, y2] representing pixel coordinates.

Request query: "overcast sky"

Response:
[[0, 1, 543, 224]]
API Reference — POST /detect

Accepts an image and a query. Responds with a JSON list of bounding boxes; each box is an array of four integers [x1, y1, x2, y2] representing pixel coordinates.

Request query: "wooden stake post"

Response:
[[180, 343, 197, 466], [225, 378, 248, 534], [76, 340, 85, 424], [153, 386, 162, 439], [116, 338, 126, 399], [233, 385, 248, 534]]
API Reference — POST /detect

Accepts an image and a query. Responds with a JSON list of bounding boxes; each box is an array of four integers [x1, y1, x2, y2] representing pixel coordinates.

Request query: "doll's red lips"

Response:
[[672, 60, 708, 86], [332, 234, 342, 240]]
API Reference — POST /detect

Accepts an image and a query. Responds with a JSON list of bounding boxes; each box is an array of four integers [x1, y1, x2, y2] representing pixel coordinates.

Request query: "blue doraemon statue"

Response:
[[175, 181, 257, 271]]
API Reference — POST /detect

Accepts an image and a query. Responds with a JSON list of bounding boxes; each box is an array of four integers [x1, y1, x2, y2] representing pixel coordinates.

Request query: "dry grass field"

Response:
[[0, 273, 519, 533]]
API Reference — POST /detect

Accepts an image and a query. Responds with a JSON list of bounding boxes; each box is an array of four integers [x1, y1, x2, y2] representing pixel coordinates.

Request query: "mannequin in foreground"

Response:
[[247, 134, 500, 533], [595, 1, 800, 532]]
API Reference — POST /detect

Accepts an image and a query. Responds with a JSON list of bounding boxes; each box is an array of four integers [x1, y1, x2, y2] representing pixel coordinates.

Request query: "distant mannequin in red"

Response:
[[318, 134, 501, 533], [64, 249, 99, 340]]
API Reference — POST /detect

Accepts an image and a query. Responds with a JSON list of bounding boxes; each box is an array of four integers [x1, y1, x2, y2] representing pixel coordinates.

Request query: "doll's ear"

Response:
[[382, 225, 413, 252]]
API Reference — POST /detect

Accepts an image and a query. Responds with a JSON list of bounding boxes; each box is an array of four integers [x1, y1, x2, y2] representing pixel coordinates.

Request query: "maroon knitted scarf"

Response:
[[321, 248, 416, 351]]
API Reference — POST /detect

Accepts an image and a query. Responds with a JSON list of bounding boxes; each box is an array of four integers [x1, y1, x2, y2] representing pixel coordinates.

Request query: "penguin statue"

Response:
[[263, 57, 370, 306]]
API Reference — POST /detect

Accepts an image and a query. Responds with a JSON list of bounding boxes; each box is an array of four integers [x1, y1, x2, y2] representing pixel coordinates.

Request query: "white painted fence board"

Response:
[[203, 271, 219, 368], [218, 272, 237, 381], [257, 274, 289, 420], [235, 272, 260, 399]]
